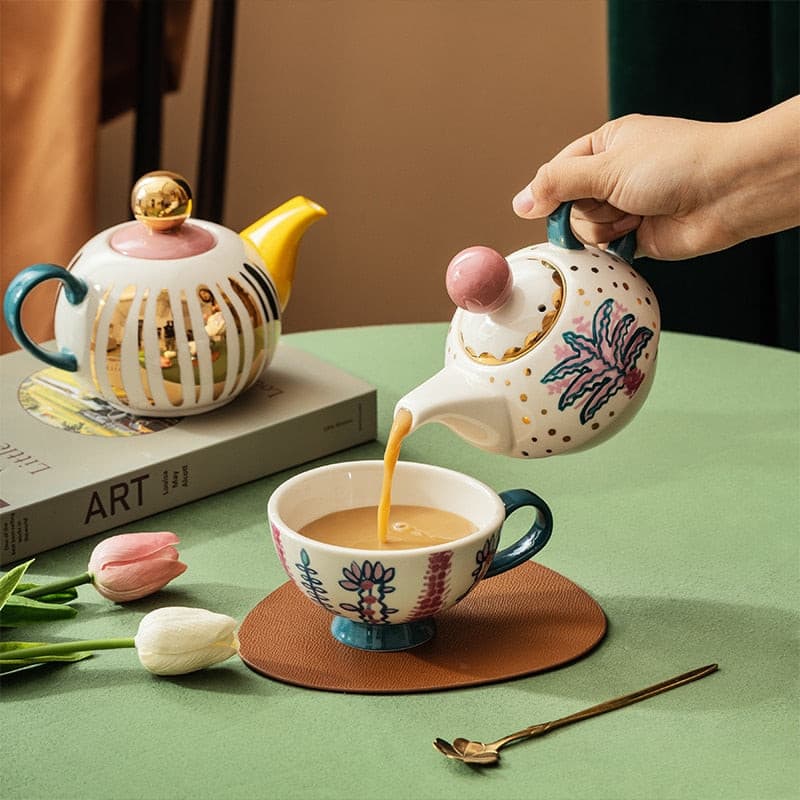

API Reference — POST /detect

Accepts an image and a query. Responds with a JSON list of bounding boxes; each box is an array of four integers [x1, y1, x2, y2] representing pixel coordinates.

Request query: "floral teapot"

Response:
[[4, 171, 326, 416], [396, 203, 660, 458]]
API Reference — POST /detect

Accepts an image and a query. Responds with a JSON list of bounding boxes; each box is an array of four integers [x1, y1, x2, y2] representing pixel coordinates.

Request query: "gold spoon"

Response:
[[433, 663, 718, 765]]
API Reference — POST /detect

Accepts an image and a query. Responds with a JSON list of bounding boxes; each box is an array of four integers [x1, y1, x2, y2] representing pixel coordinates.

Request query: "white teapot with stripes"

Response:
[[4, 171, 326, 416]]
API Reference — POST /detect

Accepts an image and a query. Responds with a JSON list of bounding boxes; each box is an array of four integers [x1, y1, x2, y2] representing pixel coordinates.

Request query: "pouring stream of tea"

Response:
[[377, 408, 413, 544]]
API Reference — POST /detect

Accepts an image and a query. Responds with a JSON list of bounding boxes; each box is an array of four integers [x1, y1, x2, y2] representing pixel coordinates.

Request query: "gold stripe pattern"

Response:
[[107, 284, 135, 402], [136, 289, 154, 407], [89, 285, 114, 395]]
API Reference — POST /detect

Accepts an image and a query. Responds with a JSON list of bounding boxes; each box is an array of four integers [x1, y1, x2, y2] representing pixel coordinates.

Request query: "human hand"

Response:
[[512, 98, 800, 260]]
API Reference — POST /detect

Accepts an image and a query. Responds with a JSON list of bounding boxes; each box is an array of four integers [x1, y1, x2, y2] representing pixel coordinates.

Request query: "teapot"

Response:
[[4, 171, 326, 416], [396, 203, 660, 457]]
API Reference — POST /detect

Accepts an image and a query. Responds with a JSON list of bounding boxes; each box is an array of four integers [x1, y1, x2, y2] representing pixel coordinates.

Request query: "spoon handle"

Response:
[[498, 663, 718, 748]]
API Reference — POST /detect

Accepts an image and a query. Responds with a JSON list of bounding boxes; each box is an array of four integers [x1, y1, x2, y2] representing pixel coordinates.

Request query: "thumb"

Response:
[[513, 154, 612, 219]]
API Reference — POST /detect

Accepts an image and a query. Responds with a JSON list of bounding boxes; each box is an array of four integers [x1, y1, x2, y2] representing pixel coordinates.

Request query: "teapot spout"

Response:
[[395, 367, 514, 454], [240, 196, 327, 311]]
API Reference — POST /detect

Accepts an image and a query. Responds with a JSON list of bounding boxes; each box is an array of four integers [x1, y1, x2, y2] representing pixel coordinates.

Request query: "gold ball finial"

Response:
[[131, 171, 193, 231]]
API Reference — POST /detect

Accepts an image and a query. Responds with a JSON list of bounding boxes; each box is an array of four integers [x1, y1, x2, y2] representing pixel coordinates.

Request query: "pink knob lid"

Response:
[[445, 246, 513, 313], [110, 221, 216, 260]]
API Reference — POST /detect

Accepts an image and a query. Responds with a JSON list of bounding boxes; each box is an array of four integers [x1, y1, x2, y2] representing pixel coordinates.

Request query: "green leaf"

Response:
[[0, 560, 34, 611], [0, 641, 92, 670], [0, 594, 79, 627], [13, 583, 79, 604]]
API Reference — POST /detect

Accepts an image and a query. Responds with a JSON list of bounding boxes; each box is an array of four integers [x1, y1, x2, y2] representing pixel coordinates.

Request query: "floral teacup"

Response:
[[267, 460, 554, 651]]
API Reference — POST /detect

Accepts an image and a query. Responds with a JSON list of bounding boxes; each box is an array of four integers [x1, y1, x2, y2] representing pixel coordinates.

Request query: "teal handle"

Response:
[[484, 489, 553, 579], [546, 201, 637, 264], [3, 263, 88, 371]]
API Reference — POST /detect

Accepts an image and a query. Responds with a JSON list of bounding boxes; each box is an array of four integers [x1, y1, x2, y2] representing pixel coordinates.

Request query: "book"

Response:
[[0, 342, 377, 564]]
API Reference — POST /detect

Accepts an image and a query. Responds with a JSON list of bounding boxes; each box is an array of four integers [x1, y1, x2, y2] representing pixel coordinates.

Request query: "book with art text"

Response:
[[0, 342, 377, 564]]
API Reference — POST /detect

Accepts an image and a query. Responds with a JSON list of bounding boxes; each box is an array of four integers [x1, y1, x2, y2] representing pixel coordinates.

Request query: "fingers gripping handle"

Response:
[[3, 263, 88, 371], [484, 489, 554, 579], [546, 201, 637, 264]]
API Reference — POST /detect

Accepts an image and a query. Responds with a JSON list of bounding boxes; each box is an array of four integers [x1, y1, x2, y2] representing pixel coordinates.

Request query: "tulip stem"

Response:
[[2, 639, 136, 660], [18, 573, 93, 598]]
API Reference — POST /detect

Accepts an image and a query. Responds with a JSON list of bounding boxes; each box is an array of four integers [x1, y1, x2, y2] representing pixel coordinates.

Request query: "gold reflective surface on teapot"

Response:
[[89, 273, 278, 412]]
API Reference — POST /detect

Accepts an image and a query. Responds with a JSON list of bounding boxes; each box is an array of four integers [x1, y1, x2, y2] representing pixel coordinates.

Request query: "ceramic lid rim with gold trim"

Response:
[[455, 255, 565, 366]]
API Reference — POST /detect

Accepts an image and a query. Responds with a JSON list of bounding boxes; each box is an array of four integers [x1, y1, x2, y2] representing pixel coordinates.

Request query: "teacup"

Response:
[[267, 460, 554, 651]]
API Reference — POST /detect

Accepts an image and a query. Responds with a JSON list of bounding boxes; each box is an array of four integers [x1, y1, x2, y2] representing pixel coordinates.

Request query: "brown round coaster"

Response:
[[238, 561, 606, 694]]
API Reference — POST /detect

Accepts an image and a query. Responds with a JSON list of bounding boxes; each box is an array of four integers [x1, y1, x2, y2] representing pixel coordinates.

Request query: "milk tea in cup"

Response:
[[300, 503, 477, 550]]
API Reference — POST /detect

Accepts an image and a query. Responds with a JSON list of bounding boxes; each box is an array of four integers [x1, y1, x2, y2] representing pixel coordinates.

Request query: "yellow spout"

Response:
[[240, 196, 327, 311]]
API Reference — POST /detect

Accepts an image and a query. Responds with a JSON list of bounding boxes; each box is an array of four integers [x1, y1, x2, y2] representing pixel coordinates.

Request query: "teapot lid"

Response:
[[447, 246, 563, 365], [109, 171, 216, 259]]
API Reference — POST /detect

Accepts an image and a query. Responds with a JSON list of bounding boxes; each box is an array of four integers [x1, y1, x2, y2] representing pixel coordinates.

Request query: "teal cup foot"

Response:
[[330, 617, 436, 651]]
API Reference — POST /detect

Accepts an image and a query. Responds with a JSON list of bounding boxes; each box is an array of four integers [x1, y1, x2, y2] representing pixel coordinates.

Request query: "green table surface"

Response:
[[3, 324, 798, 800]]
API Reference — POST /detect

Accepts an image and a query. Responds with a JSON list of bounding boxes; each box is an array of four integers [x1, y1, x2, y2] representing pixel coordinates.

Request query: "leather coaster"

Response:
[[238, 561, 606, 694]]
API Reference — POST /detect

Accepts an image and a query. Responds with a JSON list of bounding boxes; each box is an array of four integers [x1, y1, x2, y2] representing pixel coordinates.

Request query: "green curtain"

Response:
[[609, 0, 799, 350]]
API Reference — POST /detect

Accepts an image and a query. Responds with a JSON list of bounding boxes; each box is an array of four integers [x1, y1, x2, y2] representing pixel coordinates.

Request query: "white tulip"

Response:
[[134, 606, 239, 676]]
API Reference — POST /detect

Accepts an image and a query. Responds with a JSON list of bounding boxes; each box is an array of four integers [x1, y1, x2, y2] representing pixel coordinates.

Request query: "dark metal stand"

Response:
[[133, 0, 165, 181], [132, 0, 237, 222], [197, 0, 237, 222]]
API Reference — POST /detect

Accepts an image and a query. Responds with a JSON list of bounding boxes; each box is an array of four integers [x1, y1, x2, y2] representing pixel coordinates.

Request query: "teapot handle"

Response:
[[3, 263, 88, 371], [546, 201, 637, 264]]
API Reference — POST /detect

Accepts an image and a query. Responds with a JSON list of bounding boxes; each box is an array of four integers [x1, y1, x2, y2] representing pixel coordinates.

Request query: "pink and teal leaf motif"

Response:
[[296, 548, 334, 612], [338, 560, 398, 624], [455, 532, 500, 603], [542, 298, 653, 423], [471, 531, 501, 581], [271, 524, 290, 575], [408, 551, 453, 620]]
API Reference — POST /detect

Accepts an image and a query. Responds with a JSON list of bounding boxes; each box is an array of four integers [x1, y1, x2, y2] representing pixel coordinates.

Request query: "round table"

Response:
[[3, 324, 798, 800]]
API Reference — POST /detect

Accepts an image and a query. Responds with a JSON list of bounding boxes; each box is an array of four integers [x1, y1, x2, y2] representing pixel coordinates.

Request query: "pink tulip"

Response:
[[87, 532, 187, 602]]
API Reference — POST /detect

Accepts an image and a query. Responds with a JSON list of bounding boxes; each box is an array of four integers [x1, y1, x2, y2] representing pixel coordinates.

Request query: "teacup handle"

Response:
[[484, 489, 554, 579], [3, 263, 88, 371], [546, 200, 637, 264]]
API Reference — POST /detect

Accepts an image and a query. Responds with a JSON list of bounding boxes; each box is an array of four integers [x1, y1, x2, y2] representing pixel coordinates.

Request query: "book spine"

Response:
[[0, 392, 377, 565]]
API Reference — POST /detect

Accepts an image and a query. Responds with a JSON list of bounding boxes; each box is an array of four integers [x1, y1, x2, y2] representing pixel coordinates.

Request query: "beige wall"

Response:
[[98, 0, 608, 333]]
